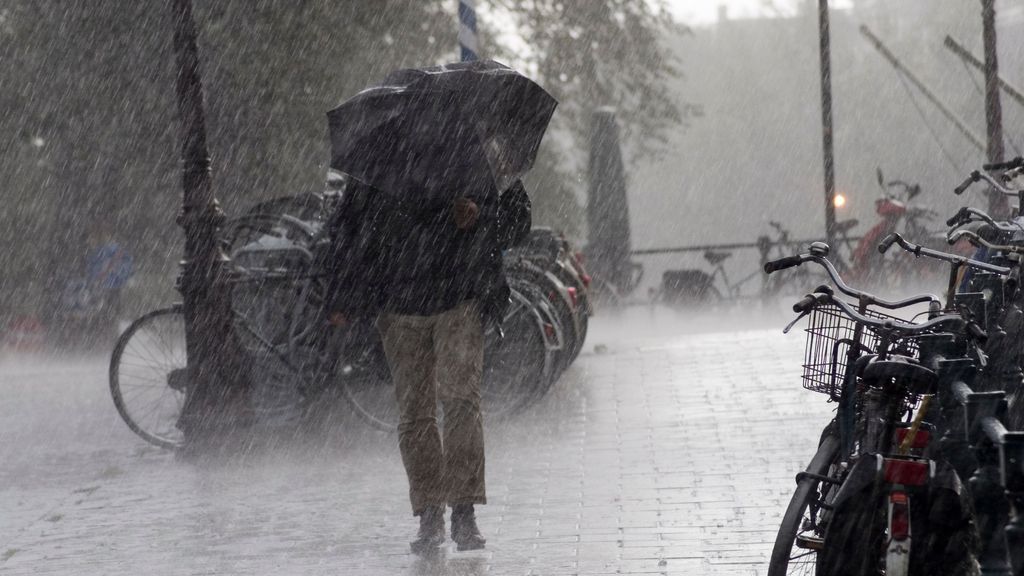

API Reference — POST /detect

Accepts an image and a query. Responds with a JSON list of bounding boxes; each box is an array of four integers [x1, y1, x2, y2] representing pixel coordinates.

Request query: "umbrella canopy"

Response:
[[327, 60, 556, 203]]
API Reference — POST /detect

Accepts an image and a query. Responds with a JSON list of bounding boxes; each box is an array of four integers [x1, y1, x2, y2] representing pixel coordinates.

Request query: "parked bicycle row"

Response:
[[653, 167, 949, 307], [107, 188, 591, 449], [764, 158, 1024, 575]]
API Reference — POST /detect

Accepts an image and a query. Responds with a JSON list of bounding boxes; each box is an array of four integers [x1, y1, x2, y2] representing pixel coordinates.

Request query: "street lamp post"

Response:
[[817, 0, 837, 249], [169, 0, 248, 447]]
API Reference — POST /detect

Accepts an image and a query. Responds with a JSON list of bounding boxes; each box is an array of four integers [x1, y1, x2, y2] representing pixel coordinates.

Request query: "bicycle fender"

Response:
[[827, 454, 883, 511]]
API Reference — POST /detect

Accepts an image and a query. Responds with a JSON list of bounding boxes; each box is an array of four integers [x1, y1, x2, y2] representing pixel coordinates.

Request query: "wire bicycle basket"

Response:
[[802, 303, 919, 397]]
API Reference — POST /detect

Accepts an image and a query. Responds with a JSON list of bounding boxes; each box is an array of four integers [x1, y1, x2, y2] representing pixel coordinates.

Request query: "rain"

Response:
[[2, 1, 1024, 574]]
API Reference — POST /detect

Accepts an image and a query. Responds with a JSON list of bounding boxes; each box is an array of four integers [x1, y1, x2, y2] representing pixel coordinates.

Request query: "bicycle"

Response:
[[511, 227, 592, 360], [843, 168, 940, 290], [655, 222, 808, 307], [109, 199, 573, 448], [763, 242, 993, 576], [758, 221, 826, 301], [928, 161, 1024, 428]]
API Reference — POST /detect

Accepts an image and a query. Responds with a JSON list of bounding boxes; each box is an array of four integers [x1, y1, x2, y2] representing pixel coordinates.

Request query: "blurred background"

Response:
[[1, 0, 1022, 345]]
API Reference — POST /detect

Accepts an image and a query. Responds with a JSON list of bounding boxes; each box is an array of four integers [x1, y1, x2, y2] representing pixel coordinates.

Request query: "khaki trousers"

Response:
[[376, 300, 486, 515]]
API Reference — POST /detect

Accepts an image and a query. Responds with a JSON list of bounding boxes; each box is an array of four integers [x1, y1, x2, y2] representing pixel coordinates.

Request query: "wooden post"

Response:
[[944, 35, 1024, 111], [818, 0, 837, 249], [860, 25, 986, 152], [982, 0, 1009, 217]]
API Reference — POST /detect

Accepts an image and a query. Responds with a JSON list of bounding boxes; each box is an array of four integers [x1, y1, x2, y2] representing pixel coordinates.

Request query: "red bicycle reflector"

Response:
[[883, 458, 929, 486], [543, 323, 556, 340], [895, 428, 930, 450], [567, 286, 578, 308], [889, 492, 911, 540]]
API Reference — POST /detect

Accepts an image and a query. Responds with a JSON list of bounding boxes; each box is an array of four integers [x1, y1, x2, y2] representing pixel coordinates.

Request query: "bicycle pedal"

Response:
[[795, 534, 825, 551]]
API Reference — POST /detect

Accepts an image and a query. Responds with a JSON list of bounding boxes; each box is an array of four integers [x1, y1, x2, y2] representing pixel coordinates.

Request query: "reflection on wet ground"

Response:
[[0, 308, 831, 575]]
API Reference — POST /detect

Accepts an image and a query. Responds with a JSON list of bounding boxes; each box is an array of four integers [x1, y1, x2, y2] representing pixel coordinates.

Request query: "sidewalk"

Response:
[[0, 311, 833, 575]]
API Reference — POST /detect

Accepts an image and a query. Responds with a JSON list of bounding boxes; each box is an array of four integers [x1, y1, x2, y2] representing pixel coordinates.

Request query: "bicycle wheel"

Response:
[[482, 287, 554, 417], [514, 264, 580, 371], [768, 432, 841, 575], [109, 306, 187, 449], [509, 278, 566, 397], [335, 321, 399, 433]]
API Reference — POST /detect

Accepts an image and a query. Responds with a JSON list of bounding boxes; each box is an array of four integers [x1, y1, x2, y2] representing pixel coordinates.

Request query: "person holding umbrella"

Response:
[[326, 60, 555, 554]]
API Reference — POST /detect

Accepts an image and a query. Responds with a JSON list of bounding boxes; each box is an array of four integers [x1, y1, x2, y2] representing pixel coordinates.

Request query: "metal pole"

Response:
[[818, 0, 837, 249], [982, 0, 1010, 217], [860, 25, 986, 153], [944, 35, 1024, 111], [458, 0, 478, 61], [169, 0, 245, 446]]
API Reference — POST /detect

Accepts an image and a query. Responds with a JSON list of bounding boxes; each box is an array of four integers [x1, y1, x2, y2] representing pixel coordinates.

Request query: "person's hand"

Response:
[[453, 197, 480, 230]]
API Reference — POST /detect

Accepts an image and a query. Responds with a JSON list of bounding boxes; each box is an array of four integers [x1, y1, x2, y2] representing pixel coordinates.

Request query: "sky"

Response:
[[668, 0, 854, 26]]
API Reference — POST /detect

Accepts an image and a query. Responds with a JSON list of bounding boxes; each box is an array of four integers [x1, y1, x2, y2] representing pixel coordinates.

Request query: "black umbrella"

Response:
[[327, 60, 557, 203]]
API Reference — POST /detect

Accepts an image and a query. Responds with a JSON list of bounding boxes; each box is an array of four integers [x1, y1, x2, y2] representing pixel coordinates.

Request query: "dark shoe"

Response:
[[410, 505, 445, 555], [450, 504, 486, 551]]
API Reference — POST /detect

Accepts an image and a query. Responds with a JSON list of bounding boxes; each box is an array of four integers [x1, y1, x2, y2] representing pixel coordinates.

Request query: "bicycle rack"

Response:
[[915, 330, 1024, 574]]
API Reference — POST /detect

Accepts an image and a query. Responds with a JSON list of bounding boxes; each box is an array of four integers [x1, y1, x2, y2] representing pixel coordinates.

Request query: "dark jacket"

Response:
[[324, 179, 531, 325]]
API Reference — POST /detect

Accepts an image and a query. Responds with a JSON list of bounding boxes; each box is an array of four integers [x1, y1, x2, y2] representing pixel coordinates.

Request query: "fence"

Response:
[[629, 235, 862, 302]]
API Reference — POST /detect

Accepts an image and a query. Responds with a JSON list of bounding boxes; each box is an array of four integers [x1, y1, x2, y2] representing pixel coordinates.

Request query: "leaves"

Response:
[[0, 0, 681, 319]]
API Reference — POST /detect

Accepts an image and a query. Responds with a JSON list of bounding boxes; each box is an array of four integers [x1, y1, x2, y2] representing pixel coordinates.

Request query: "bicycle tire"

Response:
[[705, 284, 724, 303], [109, 305, 187, 450], [768, 432, 841, 576], [332, 321, 398, 433], [337, 369, 398, 433], [509, 278, 565, 398], [483, 287, 555, 416], [536, 276, 577, 366], [551, 262, 591, 362], [337, 295, 552, 431], [515, 264, 580, 371]]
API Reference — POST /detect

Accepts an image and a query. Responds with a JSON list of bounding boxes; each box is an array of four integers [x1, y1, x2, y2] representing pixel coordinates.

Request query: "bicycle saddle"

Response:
[[862, 356, 938, 395], [834, 219, 859, 235], [703, 250, 732, 266]]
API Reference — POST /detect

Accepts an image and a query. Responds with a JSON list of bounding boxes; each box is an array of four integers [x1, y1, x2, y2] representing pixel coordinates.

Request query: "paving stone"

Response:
[[0, 312, 833, 575]]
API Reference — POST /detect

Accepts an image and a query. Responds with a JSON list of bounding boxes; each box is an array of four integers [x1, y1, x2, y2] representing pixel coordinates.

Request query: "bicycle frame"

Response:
[[765, 249, 976, 574], [769, 161, 1024, 574]]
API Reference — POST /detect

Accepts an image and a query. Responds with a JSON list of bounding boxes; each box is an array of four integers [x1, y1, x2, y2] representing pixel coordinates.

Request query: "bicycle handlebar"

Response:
[[804, 292, 965, 336], [877, 232, 1012, 276], [948, 228, 1024, 255], [945, 206, 1019, 235], [792, 293, 820, 313], [982, 156, 1024, 171], [765, 249, 940, 309], [954, 172, 978, 195], [762, 255, 802, 274], [878, 233, 900, 254], [955, 169, 1022, 198], [946, 207, 972, 228]]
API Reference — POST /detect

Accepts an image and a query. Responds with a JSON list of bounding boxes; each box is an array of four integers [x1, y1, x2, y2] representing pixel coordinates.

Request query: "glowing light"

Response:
[[833, 193, 847, 208]]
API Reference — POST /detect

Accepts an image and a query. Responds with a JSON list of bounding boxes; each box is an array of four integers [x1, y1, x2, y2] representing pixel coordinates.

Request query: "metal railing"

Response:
[[630, 235, 864, 302]]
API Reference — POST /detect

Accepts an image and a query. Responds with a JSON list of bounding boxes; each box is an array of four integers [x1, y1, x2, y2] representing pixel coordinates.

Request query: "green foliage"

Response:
[[0, 0, 681, 317], [490, 0, 683, 164]]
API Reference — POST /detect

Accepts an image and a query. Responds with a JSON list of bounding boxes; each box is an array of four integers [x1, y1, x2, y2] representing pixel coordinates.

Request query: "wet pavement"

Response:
[[0, 308, 833, 575]]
